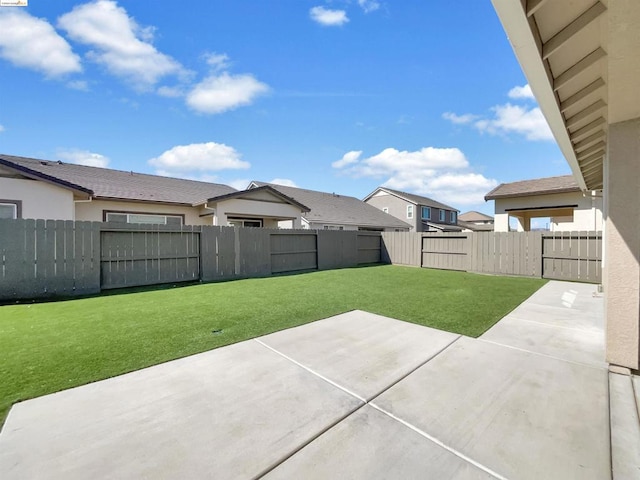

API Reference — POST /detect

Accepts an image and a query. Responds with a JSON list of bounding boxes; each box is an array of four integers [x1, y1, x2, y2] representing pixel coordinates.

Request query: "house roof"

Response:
[[0, 154, 236, 205], [484, 175, 580, 201], [458, 211, 494, 222], [457, 220, 494, 232], [250, 182, 411, 229], [423, 221, 463, 232], [208, 185, 310, 212], [363, 187, 458, 212]]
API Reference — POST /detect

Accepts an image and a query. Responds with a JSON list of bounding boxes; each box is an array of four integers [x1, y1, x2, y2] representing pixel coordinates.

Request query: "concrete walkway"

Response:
[[0, 280, 636, 479]]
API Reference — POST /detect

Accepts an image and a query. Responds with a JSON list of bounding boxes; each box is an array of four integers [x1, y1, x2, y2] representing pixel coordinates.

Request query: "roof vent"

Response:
[[40, 161, 49, 166]]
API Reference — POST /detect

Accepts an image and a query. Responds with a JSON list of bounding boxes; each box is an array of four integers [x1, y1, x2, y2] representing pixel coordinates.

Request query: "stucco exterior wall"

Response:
[[0, 177, 74, 220], [493, 191, 603, 232], [214, 198, 302, 227], [605, 118, 640, 370], [366, 192, 417, 230], [75, 199, 210, 225]]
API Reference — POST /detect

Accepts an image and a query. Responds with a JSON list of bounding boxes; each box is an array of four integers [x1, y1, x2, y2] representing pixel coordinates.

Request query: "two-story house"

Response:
[[363, 187, 461, 232]]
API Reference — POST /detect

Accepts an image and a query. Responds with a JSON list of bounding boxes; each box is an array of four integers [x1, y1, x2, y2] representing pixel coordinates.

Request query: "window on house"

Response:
[[382, 207, 389, 213], [228, 218, 263, 228], [421, 206, 431, 220], [105, 212, 183, 225], [0, 200, 21, 219], [323, 225, 344, 230], [450, 211, 457, 223], [407, 205, 414, 219], [439, 209, 445, 222]]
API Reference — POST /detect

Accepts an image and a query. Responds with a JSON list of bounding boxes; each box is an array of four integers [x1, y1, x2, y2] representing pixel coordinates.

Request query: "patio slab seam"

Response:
[[477, 337, 607, 371]]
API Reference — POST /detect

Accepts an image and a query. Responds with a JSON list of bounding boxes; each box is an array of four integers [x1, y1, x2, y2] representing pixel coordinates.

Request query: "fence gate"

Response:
[[542, 231, 602, 284], [100, 226, 201, 289]]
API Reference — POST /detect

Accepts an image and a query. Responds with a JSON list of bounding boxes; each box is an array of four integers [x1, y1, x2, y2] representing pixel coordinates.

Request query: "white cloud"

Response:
[[186, 72, 269, 114], [269, 178, 298, 187], [58, 0, 184, 89], [57, 148, 110, 167], [67, 79, 89, 91], [443, 84, 553, 142], [334, 146, 496, 206], [475, 104, 553, 141], [310, 6, 349, 26], [332, 150, 362, 168], [358, 0, 380, 13], [0, 124, 4, 132], [156, 85, 184, 98], [149, 142, 250, 174], [442, 112, 479, 125], [226, 178, 251, 190], [508, 84, 534, 100], [0, 9, 81, 77], [204, 52, 230, 72]]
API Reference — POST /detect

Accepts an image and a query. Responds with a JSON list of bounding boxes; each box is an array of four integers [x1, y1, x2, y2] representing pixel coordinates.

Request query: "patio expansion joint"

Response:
[[503, 314, 604, 335], [477, 338, 607, 371]]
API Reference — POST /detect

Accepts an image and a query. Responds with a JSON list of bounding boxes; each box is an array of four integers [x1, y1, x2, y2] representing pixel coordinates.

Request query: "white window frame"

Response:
[[323, 225, 344, 230], [407, 205, 414, 219], [228, 218, 263, 228], [450, 211, 457, 223], [105, 212, 183, 225], [421, 206, 431, 220], [0, 200, 21, 219], [439, 209, 445, 222]]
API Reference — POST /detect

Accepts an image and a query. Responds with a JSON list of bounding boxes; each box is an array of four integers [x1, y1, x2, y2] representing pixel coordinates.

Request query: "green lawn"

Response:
[[0, 265, 545, 427]]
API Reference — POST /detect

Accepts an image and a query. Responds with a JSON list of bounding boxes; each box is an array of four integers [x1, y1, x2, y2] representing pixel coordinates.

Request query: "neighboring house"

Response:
[[485, 175, 602, 232], [0, 154, 309, 227], [248, 181, 410, 231], [363, 187, 460, 232], [458, 211, 494, 232]]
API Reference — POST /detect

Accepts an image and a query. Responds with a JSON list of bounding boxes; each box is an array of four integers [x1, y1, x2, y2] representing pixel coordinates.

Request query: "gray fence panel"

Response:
[[270, 230, 317, 274], [201, 226, 237, 281], [421, 233, 468, 271], [542, 231, 601, 283], [100, 224, 200, 290], [380, 232, 421, 266], [357, 233, 382, 265], [317, 230, 358, 270], [0, 219, 100, 301], [238, 228, 272, 277]]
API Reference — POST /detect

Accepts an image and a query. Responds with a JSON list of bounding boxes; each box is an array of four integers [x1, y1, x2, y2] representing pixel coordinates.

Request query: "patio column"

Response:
[[605, 118, 640, 370], [515, 216, 530, 232]]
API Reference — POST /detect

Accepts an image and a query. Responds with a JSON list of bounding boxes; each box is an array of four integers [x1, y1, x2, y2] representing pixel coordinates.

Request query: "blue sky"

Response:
[[0, 0, 569, 215]]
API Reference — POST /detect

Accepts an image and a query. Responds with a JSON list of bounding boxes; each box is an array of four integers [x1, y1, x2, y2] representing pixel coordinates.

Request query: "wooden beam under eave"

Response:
[[576, 141, 606, 159], [527, 0, 549, 17], [566, 99, 607, 128], [553, 48, 607, 91], [573, 131, 606, 152], [560, 78, 606, 113], [569, 117, 606, 140], [578, 150, 606, 166], [580, 161, 603, 177], [542, 2, 607, 60]]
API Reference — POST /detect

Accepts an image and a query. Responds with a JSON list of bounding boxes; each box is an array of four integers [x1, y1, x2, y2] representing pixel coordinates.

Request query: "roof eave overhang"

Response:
[[491, 0, 589, 191]]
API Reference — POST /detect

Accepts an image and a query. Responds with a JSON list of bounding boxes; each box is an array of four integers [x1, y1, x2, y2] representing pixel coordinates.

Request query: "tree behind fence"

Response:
[[0, 220, 382, 301]]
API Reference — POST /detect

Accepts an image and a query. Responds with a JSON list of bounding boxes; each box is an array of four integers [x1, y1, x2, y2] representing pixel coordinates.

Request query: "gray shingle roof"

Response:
[[457, 220, 494, 232], [0, 154, 236, 205], [365, 187, 458, 212], [484, 175, 580, 201], [459, 211, 494, 222], [251, 182, 411, 229]]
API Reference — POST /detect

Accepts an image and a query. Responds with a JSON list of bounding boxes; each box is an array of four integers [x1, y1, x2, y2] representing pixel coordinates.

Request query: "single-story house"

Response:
[[485, 175, 603, 232], [0, 154, 309, 227], [363, 187, 461, 232], [248, 181, 410, 231], [458, 211, 494, 232], [490, 1, 639, 370]]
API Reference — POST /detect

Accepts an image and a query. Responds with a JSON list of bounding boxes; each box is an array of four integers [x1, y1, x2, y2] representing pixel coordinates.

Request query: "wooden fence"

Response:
[[0, 220, 382, 301], [382, 231, 602, 283]]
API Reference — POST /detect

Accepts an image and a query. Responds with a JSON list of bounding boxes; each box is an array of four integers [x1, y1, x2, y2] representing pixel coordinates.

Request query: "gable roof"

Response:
[[363, 187, 458, 212], [208, 185, 310, 212], [0, 154, 236, 205], [484, 175, 580, 201], [457, 220, 494, 232], [250, 181, 410, 229], [459, 211, 494, 222]]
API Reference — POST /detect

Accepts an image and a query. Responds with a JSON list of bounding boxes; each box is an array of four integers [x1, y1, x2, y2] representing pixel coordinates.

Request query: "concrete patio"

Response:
[[0, 280, 638, 479]]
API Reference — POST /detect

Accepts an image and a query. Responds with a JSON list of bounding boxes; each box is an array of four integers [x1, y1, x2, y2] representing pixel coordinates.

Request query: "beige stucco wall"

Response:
[[605, 118, 640, 370], [493, 191, 603, 232], [74, 199, 211, 225], [0, 177, 75, 220]]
